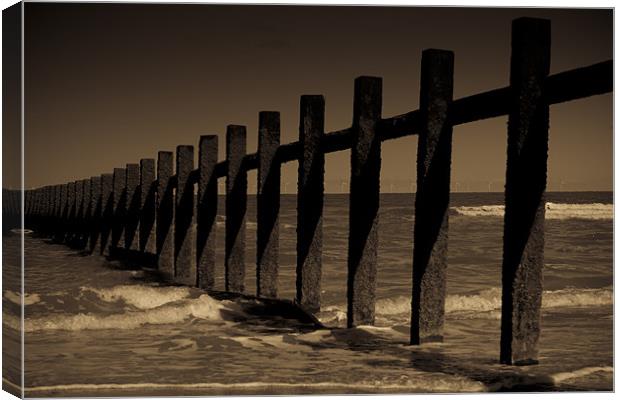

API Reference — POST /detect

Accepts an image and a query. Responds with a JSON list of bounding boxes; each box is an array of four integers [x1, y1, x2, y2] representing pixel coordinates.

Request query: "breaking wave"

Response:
[[319, 286, 612, 324], [82, 285, 193, 310], [452, 203, 612, 220], [4, 285, 241, 333]]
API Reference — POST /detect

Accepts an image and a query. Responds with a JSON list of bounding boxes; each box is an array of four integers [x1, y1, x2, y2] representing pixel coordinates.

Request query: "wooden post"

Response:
[[48, 185, 58, 240], [44, 186, 53, 235], [125, 163, 140, 251], [74, 180, 84, 246], [296, 95, 325, 313], [81, 178, 92, 248], [111, 168, 126, 251], [24, 190, 32, 228], [66, 181, 76, 244], [175, 145, 197, 286], [157, 151, 175, 280], [410, 49, 454, 345], [57, 184, 68, 243], [197, 135, 218, 290], [43, 186, 51, 235], [89, 176, 101, 253], [100, 173, 114, 256], [226, 125, 247, 293], [257, 112, 280, 298], [500, 17, 551, 366], [53, 185, 61, 235], [139, 159, 156, 254], [36, 188, 43, 230], [347, 76, 382, 327]]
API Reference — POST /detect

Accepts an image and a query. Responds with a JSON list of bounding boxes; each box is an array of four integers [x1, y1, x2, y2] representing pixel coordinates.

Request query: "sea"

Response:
[[2, 192, 614, 396]]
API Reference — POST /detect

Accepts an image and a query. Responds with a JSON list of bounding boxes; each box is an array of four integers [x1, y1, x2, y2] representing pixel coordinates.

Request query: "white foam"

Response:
[[82, 285, 192, 309], [20, 294, 227, 332], [22, 377, 485, 394], [366, 287, 612, 319], [550, 366, 613, 383], [3, 290, 40, 306], [452, 202, 613, 220]]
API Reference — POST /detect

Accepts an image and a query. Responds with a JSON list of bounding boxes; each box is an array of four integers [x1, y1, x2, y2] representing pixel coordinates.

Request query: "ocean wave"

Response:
[[20, 377, 485, 395], [3, 290, 41, 306], [12, 365, 614, 395], [485, 365, 613, 391], [81, 285, 193, 310], [10, 294, 233, 333], [550, 366, 613, 384], [452, 203, 612, 220], [318, 287, 613, 323]]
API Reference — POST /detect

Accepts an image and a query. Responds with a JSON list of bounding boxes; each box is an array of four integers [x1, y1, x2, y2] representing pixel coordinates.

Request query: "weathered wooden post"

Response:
[[81, 178, 92, 248], [57, 184, 68, 243], [48, 187, 56, 239], [257, 112, 281, 298], [197, 135, 218, 290], [36, 187, 43, 232], [89, 176, 101, 253], [110, 168, 127, 252], [226, 125, 247, 293], [296, 95, 325, 313], [347, 76, 382, 327], [175, 145, 197, 286], [39, 186, 48, 235], [49, 185, 55, 235], [44, 186, 53, 235], [500, 17, 551, 366], [42, 186, 51, 235], [66, 181, 76, 244], [73, 180, 84, 247], [410, 49, 454, 345], [157, 151, 175, 280], [24, 190, 32, 228], [100, 173, 114, 256], [125, 163, 140, 251], [139, 159, 156, 254], [53, 185, 61, 235]]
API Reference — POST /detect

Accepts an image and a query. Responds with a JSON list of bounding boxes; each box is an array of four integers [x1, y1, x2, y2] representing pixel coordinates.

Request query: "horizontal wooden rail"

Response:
[[177, 60, 612, 186]]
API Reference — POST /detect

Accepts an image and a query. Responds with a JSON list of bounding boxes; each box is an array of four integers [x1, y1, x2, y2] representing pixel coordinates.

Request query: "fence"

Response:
[[7, 17, 613, 365]]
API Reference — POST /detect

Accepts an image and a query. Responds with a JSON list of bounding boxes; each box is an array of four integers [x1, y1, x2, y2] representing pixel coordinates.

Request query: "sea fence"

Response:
[[6, 18, 612, 365]]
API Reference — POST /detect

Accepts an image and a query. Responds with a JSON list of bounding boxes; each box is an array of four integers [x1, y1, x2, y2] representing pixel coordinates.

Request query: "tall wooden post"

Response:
[[226, 125, 247, 293], [24, 190, 32, 228], [81, 178, 92, 248], [296, 95, 325, 313], [157, 151, 175, 280], [410, 49, 454, 345], [139, 159, 156, 254], [111, 168, 126, 252], [125, 163, 140, 251], [500, 17, 551, 366], [58, 184, 68, 243], [175, 145, 197, 286], [52, 185, 64, 242], [347, 76, 382, 327], [74, 180, 84, 246], [257, 112, 280, 298], [53, 185, 61, 236], [197, 135, 218, 290], [89, 176, 101, 253], [66, 181, 76, 244], [100, 173, 114, 256]]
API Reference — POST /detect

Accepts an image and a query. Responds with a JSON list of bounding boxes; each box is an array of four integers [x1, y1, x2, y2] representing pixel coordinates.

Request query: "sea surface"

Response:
[[2, 192, 614, 396]]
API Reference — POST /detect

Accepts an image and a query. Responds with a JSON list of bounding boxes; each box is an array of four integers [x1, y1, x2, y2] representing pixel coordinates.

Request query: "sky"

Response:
[[12, 3, 613, 192]]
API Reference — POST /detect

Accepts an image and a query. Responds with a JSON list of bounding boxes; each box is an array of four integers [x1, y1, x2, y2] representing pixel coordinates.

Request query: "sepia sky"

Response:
[[18, 3, 612, 192]]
